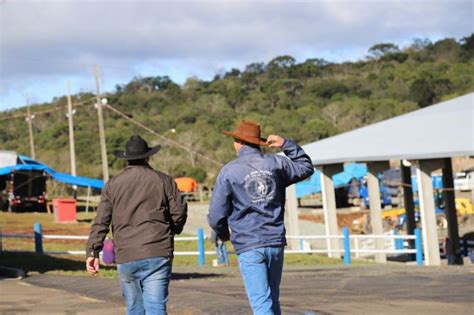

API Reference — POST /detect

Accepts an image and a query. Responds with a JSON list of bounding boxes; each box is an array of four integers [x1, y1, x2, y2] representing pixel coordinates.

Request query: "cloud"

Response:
[[0, 0, 472, 109]]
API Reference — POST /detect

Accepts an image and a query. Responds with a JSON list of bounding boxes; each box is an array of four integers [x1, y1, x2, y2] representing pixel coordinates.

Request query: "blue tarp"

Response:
[[0, 164, 54, 176], [295, 163, 444, 198], [51, 172, 104, 189], [295, 163, 367, 198], [0, 155, 104, 189], [411, 175, 443, 192]]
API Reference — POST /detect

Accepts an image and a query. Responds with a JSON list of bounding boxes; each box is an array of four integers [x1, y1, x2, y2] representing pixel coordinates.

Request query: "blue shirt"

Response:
[[207, 139, 314, 254]]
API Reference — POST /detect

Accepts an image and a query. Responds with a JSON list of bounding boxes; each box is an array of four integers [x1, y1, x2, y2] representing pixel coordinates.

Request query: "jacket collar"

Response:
[[239, 145, 261, 157], [125, 163, 152, 170]]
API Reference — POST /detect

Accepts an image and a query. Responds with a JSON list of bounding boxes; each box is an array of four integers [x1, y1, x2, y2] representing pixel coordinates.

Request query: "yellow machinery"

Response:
[[382, 198, 473, 219], [455, 198, 474, 215]]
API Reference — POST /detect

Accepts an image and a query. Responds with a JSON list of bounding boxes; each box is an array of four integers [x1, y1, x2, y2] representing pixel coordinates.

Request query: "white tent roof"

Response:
[[302, 93, 474, 165], [0, 151, 17, 168]]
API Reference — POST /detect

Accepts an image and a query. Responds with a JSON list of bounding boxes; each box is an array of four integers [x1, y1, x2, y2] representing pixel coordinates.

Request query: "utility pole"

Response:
[[66, 81, 77, 178], [93, 65, 109, 182], [26, 99, 36, 160]]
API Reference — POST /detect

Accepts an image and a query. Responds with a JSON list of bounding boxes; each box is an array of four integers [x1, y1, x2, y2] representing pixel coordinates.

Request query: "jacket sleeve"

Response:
[[165, 176, 188, 234], [207, 168, 232, 237], [86, 182, 113, 258], [279, 139, 315, 186]]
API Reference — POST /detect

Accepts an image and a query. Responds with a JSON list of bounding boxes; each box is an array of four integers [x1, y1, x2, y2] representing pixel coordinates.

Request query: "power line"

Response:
[[104, 103, 224, 167], [0, 97, 96, 122]]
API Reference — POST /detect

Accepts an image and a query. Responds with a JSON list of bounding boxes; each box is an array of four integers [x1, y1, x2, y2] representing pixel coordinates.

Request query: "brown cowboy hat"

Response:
[[114, 135, 161, 160], [223, 120, 269, 146]]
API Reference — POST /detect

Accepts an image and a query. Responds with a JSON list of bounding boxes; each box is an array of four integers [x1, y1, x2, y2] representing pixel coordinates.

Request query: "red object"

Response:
[[53, 198, 77, 223], [174, 177, 198, 193]]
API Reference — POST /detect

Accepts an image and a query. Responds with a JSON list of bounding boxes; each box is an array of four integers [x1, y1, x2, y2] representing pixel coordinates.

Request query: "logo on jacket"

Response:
[[244, 170, 276, 203]]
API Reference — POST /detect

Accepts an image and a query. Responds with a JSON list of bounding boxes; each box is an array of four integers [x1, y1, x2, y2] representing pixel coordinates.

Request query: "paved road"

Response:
[[1, 264, 473, 314], [0, 277, 125, 314]]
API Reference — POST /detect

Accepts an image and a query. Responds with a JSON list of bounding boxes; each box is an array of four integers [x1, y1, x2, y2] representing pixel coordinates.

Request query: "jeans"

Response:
[[216, 240, 229, 266], [238, 246, 284, 315], [117, 256, 172, 315]]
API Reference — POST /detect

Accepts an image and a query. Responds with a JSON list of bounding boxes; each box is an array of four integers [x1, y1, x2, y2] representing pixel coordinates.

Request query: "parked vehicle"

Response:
[[1, 170, 48, 212], [0, 151, 48, 212], [454, 168, 474, 191]]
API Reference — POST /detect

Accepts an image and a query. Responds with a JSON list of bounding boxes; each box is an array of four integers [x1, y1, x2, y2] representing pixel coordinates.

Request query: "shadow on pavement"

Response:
[[171, 272, 224, 280], [0, 251, 115, 275], [0, 252, 224, 280]]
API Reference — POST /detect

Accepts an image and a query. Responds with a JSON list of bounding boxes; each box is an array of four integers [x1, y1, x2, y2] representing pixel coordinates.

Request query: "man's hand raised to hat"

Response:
[[266, 135, 285, 148]]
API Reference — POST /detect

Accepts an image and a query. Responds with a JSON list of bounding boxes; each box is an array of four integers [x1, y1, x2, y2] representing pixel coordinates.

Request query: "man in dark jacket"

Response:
[[207, 120, 314, 314], [86, 135, 187, 315]]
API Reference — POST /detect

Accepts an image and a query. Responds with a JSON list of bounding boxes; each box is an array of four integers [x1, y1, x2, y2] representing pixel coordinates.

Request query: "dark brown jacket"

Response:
[[86, 164, 187, 264]]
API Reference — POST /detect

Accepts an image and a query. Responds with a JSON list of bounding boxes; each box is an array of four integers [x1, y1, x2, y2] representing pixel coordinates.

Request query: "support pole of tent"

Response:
[[401, 161, 416, 260], [285, 184, 300, 250], [442, 158, 463, 265], [86, 186, 91, 214], [367, 161, 389, 263], [319, 164, 343, 258], [416, 159, 442, 266]]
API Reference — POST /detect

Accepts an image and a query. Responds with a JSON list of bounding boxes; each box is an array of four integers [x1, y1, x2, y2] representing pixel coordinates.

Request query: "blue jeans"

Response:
[[117, 256, 172, 315], [238, 246, 284, 315], [216, 241, 229, 266]]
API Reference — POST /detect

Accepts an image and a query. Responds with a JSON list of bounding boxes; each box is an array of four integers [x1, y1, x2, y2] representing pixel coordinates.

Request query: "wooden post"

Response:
[[416, 159, 442, 266], [93, 65, 109, 182], [26, 100, 36, 160], [401, 161, 416, 260], [285, 184, 300, 250], [367, 161, 389, 263], [320, 164, 343, 258], [85, 186, 91, 214], [442, 158, 463, 265]]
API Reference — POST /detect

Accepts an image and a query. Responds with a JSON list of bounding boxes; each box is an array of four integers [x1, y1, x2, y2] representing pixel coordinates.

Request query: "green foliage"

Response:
[[1, 34, 472, 184]]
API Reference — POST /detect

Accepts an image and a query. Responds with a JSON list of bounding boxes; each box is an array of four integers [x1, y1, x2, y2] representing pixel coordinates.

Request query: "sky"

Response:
[[0, 0, 472, 111]]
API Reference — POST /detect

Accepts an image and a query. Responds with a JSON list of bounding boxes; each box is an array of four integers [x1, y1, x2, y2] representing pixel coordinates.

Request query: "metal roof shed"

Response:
[[301, 93, 474, 165], [286, 93, 474, 266]]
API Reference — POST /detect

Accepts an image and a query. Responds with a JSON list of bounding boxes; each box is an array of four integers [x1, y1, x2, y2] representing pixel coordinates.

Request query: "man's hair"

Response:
[[128, 158, 149, 165], [235, 139, 260, 150]]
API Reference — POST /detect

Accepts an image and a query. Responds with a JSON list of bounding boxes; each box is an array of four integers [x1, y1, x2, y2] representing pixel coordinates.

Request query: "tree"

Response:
[[311, 80, 349, 99], [410, 38, 432, 52], [224, 68, 241, 79], [244, 62, 265, 74], [430, 38, 461, 62], [153, 75, 175, 91], [292, 58, 328, 78], [368, 43, 400, 59], [267, 55, 296, 79], [409, 74, 452, 108], [460, 33, 474, 59]]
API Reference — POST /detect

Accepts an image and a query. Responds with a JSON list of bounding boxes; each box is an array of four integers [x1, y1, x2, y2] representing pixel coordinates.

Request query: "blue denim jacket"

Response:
[[207, 139, 314, 254]]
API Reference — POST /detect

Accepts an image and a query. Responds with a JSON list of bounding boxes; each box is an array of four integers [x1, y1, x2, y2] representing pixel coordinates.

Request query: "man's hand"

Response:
[[266, 135, 285, 148], [218, 230, 230, 242], [86, 257, 100, 276]]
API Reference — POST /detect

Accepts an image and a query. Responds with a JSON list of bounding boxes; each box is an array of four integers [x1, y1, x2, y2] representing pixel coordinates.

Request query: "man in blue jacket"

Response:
[[207, 120, 314, 314]]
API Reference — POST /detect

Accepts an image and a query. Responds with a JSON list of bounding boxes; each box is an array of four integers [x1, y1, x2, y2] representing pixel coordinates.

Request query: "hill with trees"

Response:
[[1, 34, 473, 187]]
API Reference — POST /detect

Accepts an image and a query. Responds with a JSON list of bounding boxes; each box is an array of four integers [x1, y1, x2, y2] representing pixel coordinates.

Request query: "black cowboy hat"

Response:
[[113, 135, 161, 160]]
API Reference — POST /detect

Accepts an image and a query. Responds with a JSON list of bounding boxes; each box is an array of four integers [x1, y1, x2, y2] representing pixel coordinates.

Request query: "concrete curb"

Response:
[[0, 266, 26, 279]]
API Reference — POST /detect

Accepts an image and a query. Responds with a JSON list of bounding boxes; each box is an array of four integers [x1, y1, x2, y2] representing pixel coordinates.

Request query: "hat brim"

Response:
[[223, 131, 268, 147], [113, 144, 161, 160]]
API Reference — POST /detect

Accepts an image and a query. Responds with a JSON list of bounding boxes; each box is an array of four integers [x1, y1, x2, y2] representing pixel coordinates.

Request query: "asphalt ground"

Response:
[[1, 264, 473, 315]]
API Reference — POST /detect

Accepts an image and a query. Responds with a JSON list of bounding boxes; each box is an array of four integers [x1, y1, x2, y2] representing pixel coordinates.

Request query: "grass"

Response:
[[1, 212, 367, 278]]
